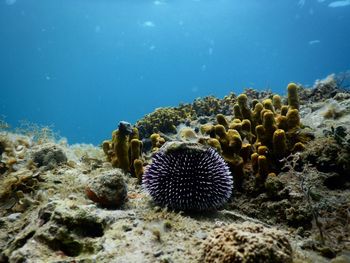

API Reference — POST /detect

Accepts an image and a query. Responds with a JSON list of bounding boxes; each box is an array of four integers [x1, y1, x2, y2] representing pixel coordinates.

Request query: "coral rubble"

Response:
[[201, 222, 293, 263]]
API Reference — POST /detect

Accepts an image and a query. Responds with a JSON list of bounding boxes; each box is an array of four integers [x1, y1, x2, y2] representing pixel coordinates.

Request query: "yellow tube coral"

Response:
[[207, 138, 222, 153], [237, 94, 252, 121], [262, 111, 277, 146], [255, 125, 265, 146], [112, 130, 130, 171], [287, 83, 300, 110], [251, 152, 259, 173], [240, 143, 251, 162], [252, 103, 264, 129], [286, 109, 300, 130], [134, 159, 144, 184], [281, 105, 289, 116], [257, 145, 269, 156], [233, 104, 243, 120], [216, 114, 229, 129], [272, 95, 282, 111], [276, 116, 288, 131], [258, 155, 269, 181], [263, 99, 275, 113], [272, 129, 287, 159], [130, 139, 142, 166]]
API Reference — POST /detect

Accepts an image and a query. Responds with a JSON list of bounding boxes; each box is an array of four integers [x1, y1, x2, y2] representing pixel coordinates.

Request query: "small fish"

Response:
[[143, 21, 155, 27], [309, 40, 321, 45], [153, 0, 166, 5]]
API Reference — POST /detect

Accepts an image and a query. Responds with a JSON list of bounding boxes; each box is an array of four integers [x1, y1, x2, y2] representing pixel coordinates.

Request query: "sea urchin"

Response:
[[142, 141, 233, 211]]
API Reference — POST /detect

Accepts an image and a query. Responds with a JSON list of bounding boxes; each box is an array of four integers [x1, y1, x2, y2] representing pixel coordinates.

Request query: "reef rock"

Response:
[[85, 169, 128, 208], [201, 222, 293, 263], [31, 143, 67, 169]]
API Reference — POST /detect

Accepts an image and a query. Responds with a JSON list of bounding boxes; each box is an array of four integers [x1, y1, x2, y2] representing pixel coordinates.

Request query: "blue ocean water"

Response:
[[1, 0, 349, 144]]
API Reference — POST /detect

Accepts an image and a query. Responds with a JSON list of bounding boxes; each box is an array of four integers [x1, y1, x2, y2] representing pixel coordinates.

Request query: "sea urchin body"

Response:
[[142, 142, 233, 211]]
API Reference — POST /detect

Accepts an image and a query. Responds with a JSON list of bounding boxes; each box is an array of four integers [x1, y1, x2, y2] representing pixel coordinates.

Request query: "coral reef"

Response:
[[299, 74, 343, 103], [201, 222, 293, 263], [126, 82, 316, 193], [197, 83, 310, 191], [1, 74, 350, 262], [243, 88, 273, 101], [135, 107, 193, 139], [192, 93, 236, 117], [150, 133, 165, 151], [142, 141, 232, 211], [136, 94, 237, 139]]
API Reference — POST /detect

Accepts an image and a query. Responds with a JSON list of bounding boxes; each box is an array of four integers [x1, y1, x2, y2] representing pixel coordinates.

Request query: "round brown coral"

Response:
[[201, 222, 293, 263]]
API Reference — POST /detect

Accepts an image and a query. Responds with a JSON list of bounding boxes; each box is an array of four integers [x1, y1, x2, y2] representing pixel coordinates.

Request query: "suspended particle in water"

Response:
[[6, 0, 16, 5]]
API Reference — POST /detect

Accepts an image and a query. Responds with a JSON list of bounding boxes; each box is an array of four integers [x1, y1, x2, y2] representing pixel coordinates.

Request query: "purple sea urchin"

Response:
[[142, 142, 233, 211]]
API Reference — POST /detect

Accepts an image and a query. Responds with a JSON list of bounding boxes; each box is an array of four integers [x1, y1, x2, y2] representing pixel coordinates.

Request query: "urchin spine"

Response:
[[143, 146, 233, 211]]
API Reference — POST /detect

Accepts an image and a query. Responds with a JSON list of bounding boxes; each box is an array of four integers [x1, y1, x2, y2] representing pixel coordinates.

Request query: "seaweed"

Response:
[[323, 126, 350, 150], [283, 152, 350, 255], [0, 116, 10, 132], [282, 153, 325, 245], [14, 120, 60, 143]]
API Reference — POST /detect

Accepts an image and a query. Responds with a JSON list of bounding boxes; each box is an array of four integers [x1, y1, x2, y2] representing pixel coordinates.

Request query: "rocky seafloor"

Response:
[[1, 74, 350, 263]]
